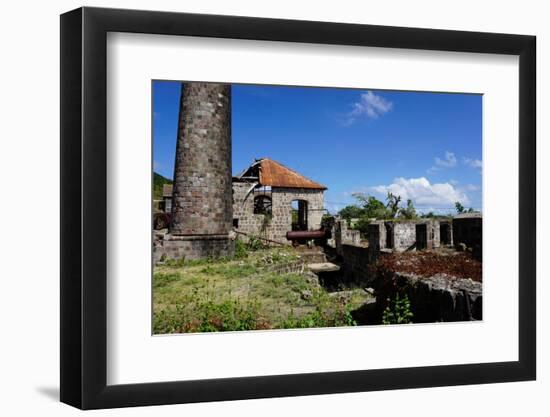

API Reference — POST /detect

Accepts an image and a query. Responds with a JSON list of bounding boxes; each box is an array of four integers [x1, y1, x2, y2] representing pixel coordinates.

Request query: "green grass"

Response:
[[153, 246, 372, 334]]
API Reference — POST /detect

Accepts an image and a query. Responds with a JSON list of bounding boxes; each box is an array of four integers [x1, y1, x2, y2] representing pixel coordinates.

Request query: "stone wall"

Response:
[[154, 233, 235, 262], [232, 183, 324, 244], [330, 219, 361, 254], [368, 221, 388, 250], [339, 243, 378, 286], [392, 222, 417, 251], [375, 272, 482, 322], [368, 220, 442, 252], [262, 259, 306, 275]]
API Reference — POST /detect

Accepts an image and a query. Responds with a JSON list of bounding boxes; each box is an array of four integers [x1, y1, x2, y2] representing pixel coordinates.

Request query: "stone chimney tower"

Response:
[[169, 82, 234, 259]]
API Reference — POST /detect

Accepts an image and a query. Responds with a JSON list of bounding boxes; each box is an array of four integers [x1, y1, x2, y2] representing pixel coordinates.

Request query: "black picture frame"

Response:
[[60, 6, 536, 410]]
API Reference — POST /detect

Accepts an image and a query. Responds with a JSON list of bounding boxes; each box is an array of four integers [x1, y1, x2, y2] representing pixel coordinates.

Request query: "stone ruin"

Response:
[[323, 217, 482, 322]]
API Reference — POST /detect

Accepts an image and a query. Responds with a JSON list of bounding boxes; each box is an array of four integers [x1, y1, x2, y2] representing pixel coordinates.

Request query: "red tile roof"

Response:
[[257, 158, 327, 190]]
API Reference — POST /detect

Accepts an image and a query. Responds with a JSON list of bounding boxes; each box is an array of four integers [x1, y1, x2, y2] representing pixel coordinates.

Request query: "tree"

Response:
[[353, 217, 371, 237], [399, 199, 417, 219], [386, 192, 401, 218], [338, 205, 366, 225], [455, 201, 465, 214], [353, 193, 388, 219]]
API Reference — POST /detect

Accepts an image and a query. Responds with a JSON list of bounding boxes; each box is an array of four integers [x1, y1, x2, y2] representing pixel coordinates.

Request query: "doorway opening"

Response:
[[291, 200, 308, 231]]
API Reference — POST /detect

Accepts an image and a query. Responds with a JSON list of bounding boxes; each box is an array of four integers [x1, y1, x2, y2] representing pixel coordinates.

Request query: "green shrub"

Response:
[[247, 236, 266, 251], [234, 239, 248, 259], [382, 294, 414, 324]]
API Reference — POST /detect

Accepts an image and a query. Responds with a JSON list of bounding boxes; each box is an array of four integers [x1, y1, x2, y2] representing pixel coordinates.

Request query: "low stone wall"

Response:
[[262, 259, 305, 275], [375, 272, 482, 322], [154, 233, 235, 262]]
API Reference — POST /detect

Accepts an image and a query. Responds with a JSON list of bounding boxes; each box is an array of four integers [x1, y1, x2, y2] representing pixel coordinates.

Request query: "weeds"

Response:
[[382, 293, 414, 324]]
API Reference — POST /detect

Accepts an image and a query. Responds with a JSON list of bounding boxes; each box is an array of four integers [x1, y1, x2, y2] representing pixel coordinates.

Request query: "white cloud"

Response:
[[463, 157, 482, 170], [153, 160, 161, 171], [463, 184, 480, 192], [369, 177, 470, 208], [343, 91, 393, 125], [428, 151, 457, 173]]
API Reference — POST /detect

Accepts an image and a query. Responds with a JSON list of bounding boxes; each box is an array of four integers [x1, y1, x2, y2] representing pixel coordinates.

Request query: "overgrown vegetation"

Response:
[[454, 201, 476, 214], [382, 294, 414, 325], [338, 192, 420, 237], [153, 246, 371, 334]]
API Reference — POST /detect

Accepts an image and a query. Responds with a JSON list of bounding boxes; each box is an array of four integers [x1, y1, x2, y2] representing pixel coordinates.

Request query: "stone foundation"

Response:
[[154, 233, 234, 263]]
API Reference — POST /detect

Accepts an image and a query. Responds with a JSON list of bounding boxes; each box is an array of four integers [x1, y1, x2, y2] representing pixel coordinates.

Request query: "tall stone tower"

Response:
[[168, 82, 234, 259]]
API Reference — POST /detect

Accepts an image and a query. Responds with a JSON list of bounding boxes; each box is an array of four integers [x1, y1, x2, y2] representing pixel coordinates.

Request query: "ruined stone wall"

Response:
[[368, 221, 387, 250], [375, 272, 482, 322], [334, 219, 362, 255], [232, 183, 324, 244], [431, 220, 441, 248], [340, 243, 377, 286], [340, 220, 361, 245], [368, 220, 443, 252], [392, 222, 417, 251]]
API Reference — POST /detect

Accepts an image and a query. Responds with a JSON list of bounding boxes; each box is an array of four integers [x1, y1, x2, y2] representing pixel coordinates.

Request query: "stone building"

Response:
[[232, 158, 327, 244]]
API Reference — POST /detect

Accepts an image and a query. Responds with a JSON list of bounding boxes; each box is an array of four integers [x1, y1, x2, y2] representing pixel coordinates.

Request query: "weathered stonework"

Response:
[[368, 220, 443, 252], [340, 243, 378, 286], [232, 183, 324, 244], [333, 219, 361, 255], [154, 233, 235, 262], [168, 82, 234, 259], [375, 272, 482, 322]]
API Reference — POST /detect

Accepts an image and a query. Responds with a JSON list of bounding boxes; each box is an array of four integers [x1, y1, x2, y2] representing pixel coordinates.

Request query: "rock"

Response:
[[364, 287, 375, 295], [457, 243, 467, 252], [300, 290, 313, 300], [328, 290, 354, 304]]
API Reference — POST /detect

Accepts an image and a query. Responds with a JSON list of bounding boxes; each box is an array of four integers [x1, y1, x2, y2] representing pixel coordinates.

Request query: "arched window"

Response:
[[254, 195, 272, 215]]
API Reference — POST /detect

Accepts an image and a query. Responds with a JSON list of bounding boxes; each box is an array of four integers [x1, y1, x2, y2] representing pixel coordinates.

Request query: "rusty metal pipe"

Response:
[[286, 230, 328, 240]]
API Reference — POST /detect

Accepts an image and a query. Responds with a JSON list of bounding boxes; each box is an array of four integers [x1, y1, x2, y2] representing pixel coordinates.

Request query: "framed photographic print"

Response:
[[60, 6, 536, 409]]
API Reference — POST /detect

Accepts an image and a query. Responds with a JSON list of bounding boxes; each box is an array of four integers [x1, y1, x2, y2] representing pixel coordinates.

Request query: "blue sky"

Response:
[[153, 81, 482, 214]]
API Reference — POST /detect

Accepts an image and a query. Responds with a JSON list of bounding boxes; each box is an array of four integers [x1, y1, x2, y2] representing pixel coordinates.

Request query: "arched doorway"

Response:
[[291, 199, 308, 231]]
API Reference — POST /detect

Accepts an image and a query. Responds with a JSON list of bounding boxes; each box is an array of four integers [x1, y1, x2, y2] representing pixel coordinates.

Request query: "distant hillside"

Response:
[[153, 172, 173, 200]]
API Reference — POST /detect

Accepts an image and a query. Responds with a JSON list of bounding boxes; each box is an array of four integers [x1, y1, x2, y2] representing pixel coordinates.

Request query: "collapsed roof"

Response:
[[235, 158, 327, 190]]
